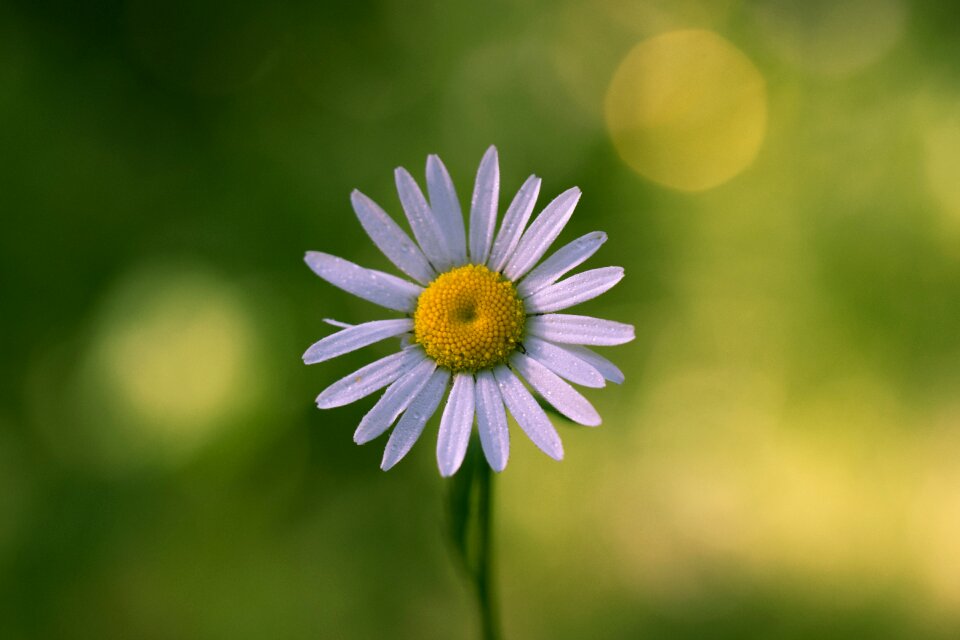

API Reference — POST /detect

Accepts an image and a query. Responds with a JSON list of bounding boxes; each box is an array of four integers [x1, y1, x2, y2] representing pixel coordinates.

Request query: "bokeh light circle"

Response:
[[924, 118, 960, 225], [604, 29, 767, 192], [74, 264, 268, 470]]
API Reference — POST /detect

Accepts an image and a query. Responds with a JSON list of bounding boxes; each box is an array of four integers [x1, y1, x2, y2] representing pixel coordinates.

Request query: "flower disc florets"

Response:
[[413, 264, 525, 372]]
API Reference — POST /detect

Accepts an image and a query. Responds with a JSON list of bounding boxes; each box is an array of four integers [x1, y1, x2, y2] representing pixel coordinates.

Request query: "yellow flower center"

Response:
[[413, 264, 525, 372]]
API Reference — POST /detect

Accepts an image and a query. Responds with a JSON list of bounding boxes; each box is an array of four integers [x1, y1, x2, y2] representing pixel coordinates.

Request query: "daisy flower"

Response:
[[304, 147, 634, 476]]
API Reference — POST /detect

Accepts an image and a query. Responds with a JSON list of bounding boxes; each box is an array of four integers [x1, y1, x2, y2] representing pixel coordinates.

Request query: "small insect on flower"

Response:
[[304, 147, 634, 476]]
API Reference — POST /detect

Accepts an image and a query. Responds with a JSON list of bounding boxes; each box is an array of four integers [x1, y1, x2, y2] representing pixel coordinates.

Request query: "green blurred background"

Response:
[[4, 0, 960, 638]]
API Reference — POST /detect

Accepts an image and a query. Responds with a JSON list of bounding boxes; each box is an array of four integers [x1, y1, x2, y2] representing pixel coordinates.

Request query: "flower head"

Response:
[[414, 264, 525, 371], [304, 147, 634, 476]]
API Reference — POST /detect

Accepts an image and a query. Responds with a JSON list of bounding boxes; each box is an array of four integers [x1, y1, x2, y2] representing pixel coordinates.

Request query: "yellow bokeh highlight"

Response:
[[604, 29, 767, 191], [101, 287, 249, 428], [86, 266, 262, 466], [414, 264, 525, 372], [924, 119, 960, 225]]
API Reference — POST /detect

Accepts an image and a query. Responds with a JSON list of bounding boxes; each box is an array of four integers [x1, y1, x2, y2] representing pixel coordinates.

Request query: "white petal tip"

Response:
[[482, 451, 508, 473], [349, 190, 370, 209], [380, 453, 400, 470], [380, 452, 400, 471], [438, 456, 467, 477], [315, 393, 346, 409]]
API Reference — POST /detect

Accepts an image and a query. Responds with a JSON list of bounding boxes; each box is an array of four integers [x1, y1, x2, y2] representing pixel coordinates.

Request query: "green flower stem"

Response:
[[447, 436, 502, 640], [475, 457, 499, 640]]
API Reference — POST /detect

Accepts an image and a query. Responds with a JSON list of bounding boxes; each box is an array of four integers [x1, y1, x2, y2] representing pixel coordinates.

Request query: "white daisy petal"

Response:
[[510, 352, 601, 426], [303, 319, 413, 365], [475, 370, 509, 472], [350, 190, 436, 285], [426, 154, 468, 265], [315, 348, 424, 409], [323, 318, 353, 329], [381, 368, 451, 471], [522, 336, 605, 388], [469, 146, 499, 265], [305, 251, 422, 313], [487, 175, 541, 272], [563, 345, 625, 384], [354, 357, 437, 444], [503, 187, 581, 281], [524, 267, 624, 314], [527, 313, 635, 346], [437, 373, 476, 477], [492, 365, 563, 461], [395, 167, 455, 270], [517, 231, 607, 297]]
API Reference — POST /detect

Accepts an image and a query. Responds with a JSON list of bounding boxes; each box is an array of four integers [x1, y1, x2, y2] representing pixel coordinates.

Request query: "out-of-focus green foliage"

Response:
[[4, 0, 960, 638]]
